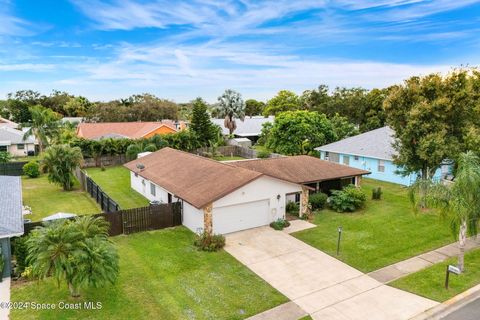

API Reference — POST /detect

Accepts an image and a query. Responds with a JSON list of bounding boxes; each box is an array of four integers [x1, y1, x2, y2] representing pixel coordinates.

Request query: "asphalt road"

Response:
[[442, 297, 480, 320]]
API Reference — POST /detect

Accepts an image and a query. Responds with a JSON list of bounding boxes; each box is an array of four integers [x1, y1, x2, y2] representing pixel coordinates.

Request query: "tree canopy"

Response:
[[216, 89, 245, 135], [263, 90, 301, 116], [190, 97, 220, 147]]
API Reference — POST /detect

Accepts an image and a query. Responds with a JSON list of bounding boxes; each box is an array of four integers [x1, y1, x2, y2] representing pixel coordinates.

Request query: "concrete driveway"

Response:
[[225, 227, 438, 320]]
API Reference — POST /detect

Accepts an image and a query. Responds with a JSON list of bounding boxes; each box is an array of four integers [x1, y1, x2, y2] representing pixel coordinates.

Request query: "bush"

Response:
[[269, 218, 290, 230], [0, 248, 4, 280], [23, 161, 40, 178], [286, 201, 299, 215], [194, 232, 225, 252], [309, 192, 328, 210], [372, 187, 382, 200], [13, 237, 29, 276], [329, 185, 366, 212], [257, 150, 270, 158]]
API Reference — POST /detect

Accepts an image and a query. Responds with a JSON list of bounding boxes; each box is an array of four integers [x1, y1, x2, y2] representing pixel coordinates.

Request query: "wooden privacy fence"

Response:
[[195, 145, 284, 159], [23, 202, 182, 237], [0, 161, 27, 176], [82, 154, 128, 168]]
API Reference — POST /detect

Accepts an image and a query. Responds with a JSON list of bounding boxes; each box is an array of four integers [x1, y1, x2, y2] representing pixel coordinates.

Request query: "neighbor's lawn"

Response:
[[11, 227, 287, 320], [85, 166, 149, 209], [214, 156, 246, 161], [22, 175, 100, 221], [293, 179, 453, 272], [390, 248, 480, 302]]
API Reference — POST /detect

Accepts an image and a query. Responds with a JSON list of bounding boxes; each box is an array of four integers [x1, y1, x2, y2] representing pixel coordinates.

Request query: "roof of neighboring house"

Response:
[[0, 127, 36, 146], [315, 126, 396, 161], [76, 121, 186, 140], [124, 147, 263, 209], [0, 117, 19, 129], [0, 176, 24, 238], [212, 116, 274, 137], [231, 155, 370, 184]]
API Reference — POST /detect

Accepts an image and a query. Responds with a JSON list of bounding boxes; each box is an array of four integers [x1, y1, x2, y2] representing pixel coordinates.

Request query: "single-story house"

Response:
[[76, 120, 188, 140], [315, 126, 452, 186], [211, 116, 274, 143], [0, 176, 24, 279], [0, 127, 37, 157], [0, 117, 19, 129], [124, 147, 368, 235]]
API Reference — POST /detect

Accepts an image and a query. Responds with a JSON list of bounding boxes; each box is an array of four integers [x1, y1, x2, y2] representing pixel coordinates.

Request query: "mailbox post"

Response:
[[445, 265, 461, 289], [337, 226, 343, 256]]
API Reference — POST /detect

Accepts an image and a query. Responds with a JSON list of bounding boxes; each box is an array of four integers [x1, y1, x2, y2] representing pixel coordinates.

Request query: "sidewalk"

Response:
[[369, 237, 480, 284]]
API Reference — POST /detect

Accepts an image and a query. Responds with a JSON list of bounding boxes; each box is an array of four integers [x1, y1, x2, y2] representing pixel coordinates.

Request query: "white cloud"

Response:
[[0, 63, 54, 71]]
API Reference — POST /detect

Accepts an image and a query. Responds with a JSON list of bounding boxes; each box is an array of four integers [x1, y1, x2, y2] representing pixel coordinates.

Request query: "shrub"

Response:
[[194, 232, 225, 252], [286, 201, 299, 215], [372, 187, 382, 200], [23, 161, 40, 178], [329, 185, 366, 212], [269, 218, 290, 230], [257, 150, 270, 158], [309, 192, 328, 210], [13, 237, 29, 276], [0, 248, 4, 281], [0, 151, 11, 164]]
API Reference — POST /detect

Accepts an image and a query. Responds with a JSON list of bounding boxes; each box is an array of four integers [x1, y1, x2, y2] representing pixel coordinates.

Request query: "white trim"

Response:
[[318, 149, 393, 161]]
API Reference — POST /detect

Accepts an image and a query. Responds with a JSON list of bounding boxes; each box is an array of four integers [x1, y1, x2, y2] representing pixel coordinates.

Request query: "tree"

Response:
[[63, 96, 93, 117], [384, 70, 475, 180], [42, 144, 83, 191], [301, 85, 330, 111], [245, 99, 265, 116], [27, 216, 119, 297], [410, 152, 480, 272], [266, 110, 336, 155], [126, 140, 158, 160], [23, 105, 60, 153], [216, 89, 245, 135], [263, 90, 301, 116], [190, 98, 218, 146], [330, 113, 359, 140]]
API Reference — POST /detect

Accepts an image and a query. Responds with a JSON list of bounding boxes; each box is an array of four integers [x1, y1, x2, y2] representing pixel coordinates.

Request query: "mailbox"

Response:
[[448, 265, 461, 275]]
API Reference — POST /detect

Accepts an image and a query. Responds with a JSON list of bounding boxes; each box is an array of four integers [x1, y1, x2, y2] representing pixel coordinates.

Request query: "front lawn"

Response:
[[11, 227, 287, 320], [390, 248, 480, 302], [22, 175, 100, 221], [293, 179, 453, 272], [85, 166, 149, 209]]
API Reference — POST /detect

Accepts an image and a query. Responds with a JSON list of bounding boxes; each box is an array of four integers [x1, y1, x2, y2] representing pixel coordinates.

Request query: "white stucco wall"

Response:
[[130, 171, 179, 203], [213, 175, 302, 222], [182, 201, 204, 234], [2, 143, 35, 157]]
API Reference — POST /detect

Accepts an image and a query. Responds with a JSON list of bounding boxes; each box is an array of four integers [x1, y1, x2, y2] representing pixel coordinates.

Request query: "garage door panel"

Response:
[[213, 199, 270, 234]]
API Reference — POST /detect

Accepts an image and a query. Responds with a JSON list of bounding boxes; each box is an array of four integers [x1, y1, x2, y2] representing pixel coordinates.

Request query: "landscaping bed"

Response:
[[22, 175, 100, 221], [293, 179, 453, 272], [390, 248, 480, 302], [85, 166, 149, 209], [11, 227, 287, 320]]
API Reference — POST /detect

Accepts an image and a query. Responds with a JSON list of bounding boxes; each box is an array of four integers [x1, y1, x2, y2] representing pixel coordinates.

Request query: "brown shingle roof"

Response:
[[231, 156, 370, 184], [77, 121, 183, 140], [124, 148, 263, 209]]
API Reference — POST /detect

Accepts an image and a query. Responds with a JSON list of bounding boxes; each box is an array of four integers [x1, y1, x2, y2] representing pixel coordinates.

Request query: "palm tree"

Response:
[[126, 140, 158, 160], [216, 89, 245, 135], [42, 144, 83, 191], [26, 216, 118, 297], [410, 151, 480, 272], [23, 105, 60, 153]]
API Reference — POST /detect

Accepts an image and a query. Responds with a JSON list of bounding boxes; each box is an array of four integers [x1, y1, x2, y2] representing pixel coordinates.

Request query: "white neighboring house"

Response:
[[0, 127, 37, 157], [211, 116, 274, 143], [124, 147, 368, 235]]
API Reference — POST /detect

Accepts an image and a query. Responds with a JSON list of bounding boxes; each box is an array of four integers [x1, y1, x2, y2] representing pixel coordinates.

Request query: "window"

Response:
[[17, 144, 25, 150], [0, 146, 7, 152], [150, 183, 156, 196], [324, 152, 329, 160], [329, 152, 340, 163], [354, 155, 359, 161], [378, 160, 385, 172], [343, 156, 350, 166]]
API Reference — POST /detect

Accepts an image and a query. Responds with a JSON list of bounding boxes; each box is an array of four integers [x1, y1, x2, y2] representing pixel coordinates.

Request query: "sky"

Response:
[[0, 0, 479, 103]]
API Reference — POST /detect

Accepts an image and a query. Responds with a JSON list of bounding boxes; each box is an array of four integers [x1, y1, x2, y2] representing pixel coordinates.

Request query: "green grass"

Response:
[[85, 166, 149, 209], [10, 227, 287, 320], [293, 179, 454, 272], [390, 248, 480, 302], [22, 175, 100, 221], [13, 155, 41, 162], [213, 156, 246, 161], [252, 144, 271, 153]]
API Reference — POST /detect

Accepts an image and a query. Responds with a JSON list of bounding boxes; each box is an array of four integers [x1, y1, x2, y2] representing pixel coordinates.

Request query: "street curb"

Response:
[[410, 283, 480, 320]]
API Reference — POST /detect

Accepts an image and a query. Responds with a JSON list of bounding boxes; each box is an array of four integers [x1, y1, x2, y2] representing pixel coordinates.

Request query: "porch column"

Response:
[[299, 186, 309, 218], [355, 176, 362, 187], [203, 203, 213, 236]]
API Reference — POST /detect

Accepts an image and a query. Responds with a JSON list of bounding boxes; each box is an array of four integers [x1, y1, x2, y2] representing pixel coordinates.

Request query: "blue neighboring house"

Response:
[[0, 176, 24, 279], [315, 126, 451, 186]]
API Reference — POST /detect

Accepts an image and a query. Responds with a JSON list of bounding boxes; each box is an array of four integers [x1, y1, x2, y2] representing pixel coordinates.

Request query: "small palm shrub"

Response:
[[13, 237, 29, 276], [286, 201, 299, 215], [371, 187, 382, 200], [270, 218, 290, 230], [23, 161, 40, 178], [309, 192, 328, 210], [329, 185, 366, 212], [194, 232, 225, 252]]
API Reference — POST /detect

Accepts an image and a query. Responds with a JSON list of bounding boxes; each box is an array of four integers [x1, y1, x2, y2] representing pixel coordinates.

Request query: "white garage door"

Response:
[[212, 199, 270, 234]]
